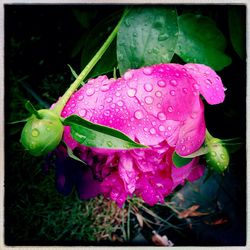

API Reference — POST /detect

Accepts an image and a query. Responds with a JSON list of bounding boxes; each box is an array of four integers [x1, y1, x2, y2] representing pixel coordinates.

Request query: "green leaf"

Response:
[[228, 6, 246, 59], [172, 152, 193, 168], [176, 13, 232, 71], [63, 115, 147, 149], [117, 6, 178, 75]]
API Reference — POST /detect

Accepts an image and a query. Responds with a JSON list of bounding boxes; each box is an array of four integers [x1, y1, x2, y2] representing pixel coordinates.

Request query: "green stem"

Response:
[[52, 10, 128, 115]]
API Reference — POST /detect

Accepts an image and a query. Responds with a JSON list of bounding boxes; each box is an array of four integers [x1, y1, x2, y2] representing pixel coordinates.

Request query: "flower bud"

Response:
[[20, 109, 64, 156], [206, 137, 229, 173]]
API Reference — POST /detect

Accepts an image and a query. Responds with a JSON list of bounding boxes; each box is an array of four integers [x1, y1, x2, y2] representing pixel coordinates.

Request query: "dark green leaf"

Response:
[[63, 115, 147, 149], [117, 6, 178, 75], [228, 6, 246, 59], [172, 152, 193, 168], [176, 14, 232, 71]]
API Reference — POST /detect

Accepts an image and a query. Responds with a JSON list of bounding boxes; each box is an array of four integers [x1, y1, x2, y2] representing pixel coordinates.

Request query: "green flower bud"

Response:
[[20, 109, 64, 156], [206, 137, 230, 173]]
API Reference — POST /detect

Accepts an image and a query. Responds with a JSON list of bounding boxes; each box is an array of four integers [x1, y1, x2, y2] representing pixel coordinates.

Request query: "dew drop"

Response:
[[170, 90, 176, 96], [107, 141, 113, 147], [167, 106, 173, 113], [106, 97, 113, 103], [79, 109, 87, 117], [149, 127, 156, 134], [78, 95, 84, 101], [99, 105, 104, 110], [220, 154, 225, 159], [175, 73, 180, 77], [191, 112, 198, 119], [111, 103, 115, 109], [115, 92, 121, 97], [104, 110, 110, 116], [31, 129, 39, 137], [117, 100, 124, 107], [157, 112, 166, 121], [145, 96, 154, 104], [206, 79, 213, 85], [127, 88, 136, 97], [182, 88, 188, 94], [144, 83, 153, 92], [86, 88, 95, 96], [100, 84, 110, 92], [134, 110, 144, 120], [159, 125, 165, 132], [181, 145, 186, 151], [193, 83, 199, 90], [157, 80, 166, 87], [143, 67, 153, 75], [158, 33, 169, 41], [155, 91, 162, 97], [167, 126, 172, 131], [170, 79, 178, 86], [124, 71, 133, 80]]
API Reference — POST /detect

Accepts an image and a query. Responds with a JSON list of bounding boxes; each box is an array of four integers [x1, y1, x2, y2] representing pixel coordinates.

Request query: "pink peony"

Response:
[[61, 63, 225, 207]]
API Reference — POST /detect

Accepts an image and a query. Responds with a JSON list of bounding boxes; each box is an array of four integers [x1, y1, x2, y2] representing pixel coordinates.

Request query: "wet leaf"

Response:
[[117, 6, 178, 74], [63, 115, 147, 149], [176, 13, 232, 71]]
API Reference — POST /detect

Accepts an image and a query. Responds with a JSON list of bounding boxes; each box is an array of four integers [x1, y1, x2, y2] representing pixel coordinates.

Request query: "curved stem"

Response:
[[52, 9, 128, 115]]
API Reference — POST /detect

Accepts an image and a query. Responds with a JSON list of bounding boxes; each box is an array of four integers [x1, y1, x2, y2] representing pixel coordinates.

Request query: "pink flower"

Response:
[[61, 63, 225, 206]]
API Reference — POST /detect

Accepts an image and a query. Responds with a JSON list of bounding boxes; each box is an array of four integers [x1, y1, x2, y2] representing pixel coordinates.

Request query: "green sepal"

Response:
[[172, 152, 193, 168]]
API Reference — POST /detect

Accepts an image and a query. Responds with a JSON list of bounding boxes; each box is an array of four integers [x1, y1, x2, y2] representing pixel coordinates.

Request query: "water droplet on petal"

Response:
[[181, 145, 186, 151], [170, 90, 176, 96], [157, 80, 166, 87], [79, 109, 87, 117], [157, 112, 166, 121], [107, 141, 113, 147], [145, 96, 154, 104], [159, 125, 165, 132], [86, 88, 95, 96], [134, 110, 144, 120], [100, 84, 110, 92], [78, 95, 83, 101], [104, 110, 110, 116], [155, 91, 162, 97], [31, 129, 39, 137], [117, 100, 124, 107], [191, 112, 198, 119], [143, 127, 148, 132], [182, 88, 188, 94], [149, 127, 156, 134], [144, 83, 153, 92], [143, 67, 153, 75], [193, 83, 199, 90], [124, 71, 133, 80], [106, 97, 113, 103], [115, 92, 121, 97], [99, 105, 104, 110], [167, 126, 172, 131], [167, 106, 173, 113], [170, 79, 178, 86], [206, 79, 213, 85]]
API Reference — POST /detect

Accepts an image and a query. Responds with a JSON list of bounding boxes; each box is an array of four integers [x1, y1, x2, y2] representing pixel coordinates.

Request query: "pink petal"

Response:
[[101, 171, 128, 207], [175, 98, 206, 156], [171, 158, 205, 189], [184, 63, 225, 104], [118, 153, 137, 194]]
